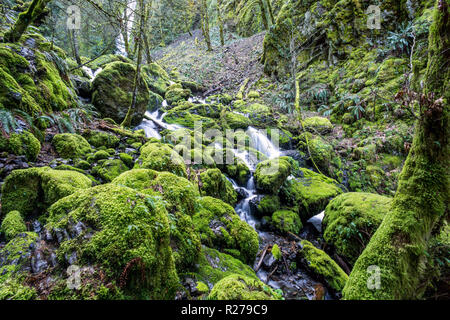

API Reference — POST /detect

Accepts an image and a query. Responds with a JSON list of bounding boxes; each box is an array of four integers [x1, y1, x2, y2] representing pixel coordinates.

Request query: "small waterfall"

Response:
[[81, 66, 102, 82], [247, 126, 281, 159]]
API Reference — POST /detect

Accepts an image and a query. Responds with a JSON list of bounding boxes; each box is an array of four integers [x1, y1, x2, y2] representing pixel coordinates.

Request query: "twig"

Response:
[[266, 265, 278, 283], [255, 244, 269, 272]]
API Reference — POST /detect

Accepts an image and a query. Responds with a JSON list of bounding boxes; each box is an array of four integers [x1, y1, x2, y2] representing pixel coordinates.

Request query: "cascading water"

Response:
[[135, 96, 330, 299]]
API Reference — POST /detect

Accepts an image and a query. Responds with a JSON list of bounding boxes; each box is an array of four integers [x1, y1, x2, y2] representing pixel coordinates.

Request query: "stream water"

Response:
[[135, 97, 331, 300]]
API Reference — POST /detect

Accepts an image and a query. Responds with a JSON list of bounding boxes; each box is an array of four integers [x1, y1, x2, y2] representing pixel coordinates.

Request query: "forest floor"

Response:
[[153, 28, 266, 95]]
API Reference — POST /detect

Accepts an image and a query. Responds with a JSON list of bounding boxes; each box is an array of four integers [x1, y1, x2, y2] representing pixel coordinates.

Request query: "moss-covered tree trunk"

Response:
[[343, 0, 449, 300], [266, 0, 275, 25], [121, 0, 145, 127], [200, 0, 212, 51], [258, 0, 269, 30], [4, 0, 51, 43], [217, 0, 224, 46]]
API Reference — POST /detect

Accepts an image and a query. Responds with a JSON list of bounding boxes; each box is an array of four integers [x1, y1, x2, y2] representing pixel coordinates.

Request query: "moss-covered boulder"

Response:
[[221, 158, 250, 186], [142, 63, 171, 96], [199, 169, 237, 205], [135, 141, 187, 178], [45, 184, 179, 299], [165, 87, 190, 105], [52, 133, 92, 159], [0, 38, 76, 113], [0, 211, 26, 241], [271, 210, 303, 235], [256, 195, 281, 217], [323, 192, 392, 265], [281, 168, 342, 220], [0, 131, 40, 161], [208, 274, 282, 300], [191, 247, 259, 291], [193, 197, 259, 264], [302, 117, 333, 135], [254, 157, 293, 194], [0, 232, 38, 287], [223, 112, 251, 130], [93, 159, 129, 182], [298, 240, 348, 292], [112, 169, 201, 271], [92, 62, 149, 126], [83, 130, 119, 148], [1, 167, 92, 217]]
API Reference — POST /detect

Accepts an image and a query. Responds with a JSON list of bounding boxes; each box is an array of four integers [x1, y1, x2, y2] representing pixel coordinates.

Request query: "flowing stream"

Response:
[[135, 98, 330, 299]]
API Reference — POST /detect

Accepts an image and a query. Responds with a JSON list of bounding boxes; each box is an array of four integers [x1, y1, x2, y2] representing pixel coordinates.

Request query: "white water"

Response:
[[82, 66, 103, 82], [247, 126, 281, 159], [115, 1, 137, 57]]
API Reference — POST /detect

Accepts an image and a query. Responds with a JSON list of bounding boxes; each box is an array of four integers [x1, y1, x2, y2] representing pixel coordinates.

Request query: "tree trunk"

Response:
[[121, 0, 145, 127], [217, 0, 224, 46], [258, 0, 269, 30], [69, 29, 82, 65], [4, 0, 51, 43], [266, 0, 275, 25], [343, 0, 449, 300], [200, 0, 212, 51]]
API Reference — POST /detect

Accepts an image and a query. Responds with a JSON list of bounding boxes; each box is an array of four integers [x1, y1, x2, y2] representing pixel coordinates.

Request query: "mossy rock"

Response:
[[45, 184, 179, 299], [112, 169, 201, 271], [193, 196, 259, 264], [119, 153, 134, 168], [0, 131, 41, 161], [93, 150, 110, 161], [302, 117, 333, 135], [83, 130, 119, 148], [199, 169, 237, 206], [165, 87, 190, 105], [141, 63, 171, 96], [0, 40, 76, 113], [256, 195, 281, 217], [0, 232, 38, 284], [221, 158, 250, 186], [281, 168, 342, 221], [223, 112, 251, 130], [0, 211, 26, 241], [135, 141, 187, 178], [92, 159, 129, 182], [208, 274, 282, 300], [254, 157, 293, 194], [1, 167, 92, 217], [92, 61, 149, 126], [271, 210, 303, 235], [299, 240, 348, 292], [191, 247, 259, 290], [52, 133, 92, 159], [323, 192, 392, 265]]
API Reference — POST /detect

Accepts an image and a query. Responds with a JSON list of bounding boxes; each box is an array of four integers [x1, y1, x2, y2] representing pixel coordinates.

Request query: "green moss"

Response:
[[93, 159, 129, 182], [1, 167, 92, 217], [52, 133, 92, 159], [208, 274, 282, 300], [112, 169, 201, 271], [281, 168, 342, 221], [187, 247, 258, 290], [271, 210, 302, 235], [0, 277, 37, 300], [93, 150, 110, 161], [254, 157, 292, 194], [323, 192, 392, 265], [299, 240, 348, 292], [193, 196, 259, 264], [0, 232, 38, 283], [83, 130, 119, 148], [222, 112, 252, 129], [46, 184, 179, 299], [256, 195, 280, 216], [221, 158, 251, 186], [0, 130, 41, 161], [165, 87, 190, 105], [119, 153, 134, 167], [75, 160, 91, 170], [92, 62, 149, 126], [302, 117, 333, 134], [141, 63, 171, 96], [247, 90, 260, 99], [272, 244, 282, 260], [199, 169, 237, 205], [135, 141, 187, 178], [1, 211, 26, 241]]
